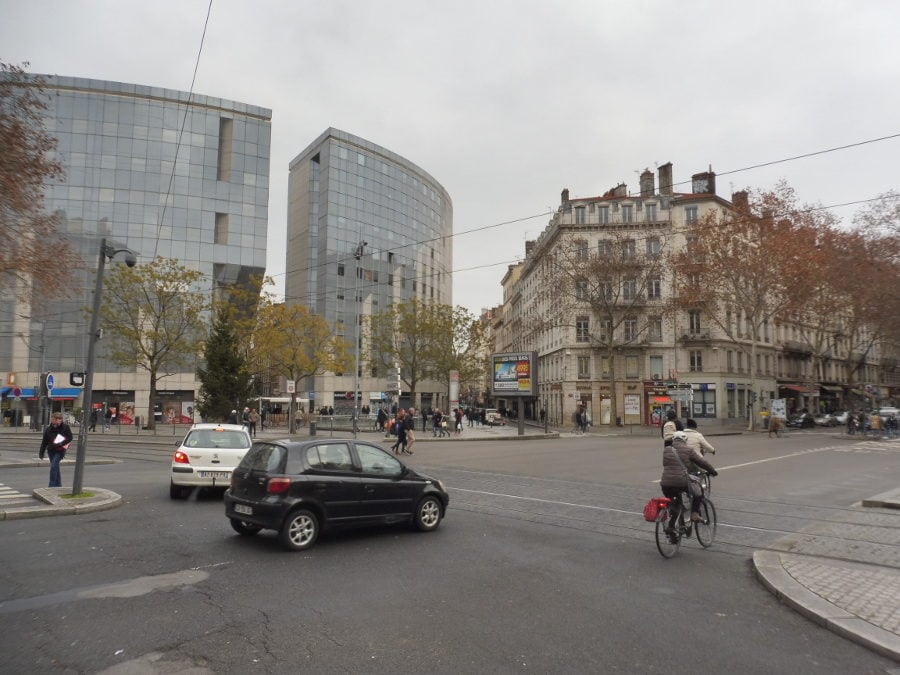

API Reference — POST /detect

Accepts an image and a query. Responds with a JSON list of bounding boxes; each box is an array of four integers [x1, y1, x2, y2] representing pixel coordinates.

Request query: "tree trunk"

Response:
[[147, 370, 157, 431]]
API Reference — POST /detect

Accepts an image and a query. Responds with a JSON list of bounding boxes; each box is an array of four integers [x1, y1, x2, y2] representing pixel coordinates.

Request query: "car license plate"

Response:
[[200, 471, 231, 479], [235, 504, 252, 515]]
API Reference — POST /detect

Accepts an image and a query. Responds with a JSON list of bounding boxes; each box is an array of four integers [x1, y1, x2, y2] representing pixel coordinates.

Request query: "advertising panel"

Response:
[[491, 352, 538, 397]]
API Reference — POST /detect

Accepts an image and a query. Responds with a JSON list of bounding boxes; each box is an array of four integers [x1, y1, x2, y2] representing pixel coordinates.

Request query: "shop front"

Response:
[[689, 383, 717, 419], [154, 390, 195, 425]]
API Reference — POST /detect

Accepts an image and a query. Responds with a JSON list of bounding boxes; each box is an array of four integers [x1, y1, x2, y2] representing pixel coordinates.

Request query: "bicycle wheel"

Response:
[[655, 510, 680, 558], [695, 499, 717, 548]]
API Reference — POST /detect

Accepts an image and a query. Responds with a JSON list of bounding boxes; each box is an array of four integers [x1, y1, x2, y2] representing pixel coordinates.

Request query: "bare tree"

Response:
[[0, 62, 80, 301], [548, 230, 670, 426], [670, 183, 819, 429], [100, 257, 208, 430]]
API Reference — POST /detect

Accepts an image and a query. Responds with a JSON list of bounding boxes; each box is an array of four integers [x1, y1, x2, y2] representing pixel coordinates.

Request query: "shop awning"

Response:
[[780, 385, 810, 393], [652, 396, 673, 404], [820, 385, 843, 392], [50, 388, 82, 399]]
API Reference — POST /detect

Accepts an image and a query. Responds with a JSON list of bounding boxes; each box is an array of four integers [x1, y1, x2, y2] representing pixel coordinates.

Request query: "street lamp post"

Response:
[[352, 241, 367, 439], [71, 238, 137, 495]]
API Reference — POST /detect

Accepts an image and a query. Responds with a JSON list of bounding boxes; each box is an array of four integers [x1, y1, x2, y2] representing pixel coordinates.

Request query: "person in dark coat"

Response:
[[660, 430, 717, 528], [40, 412, 73, 488]]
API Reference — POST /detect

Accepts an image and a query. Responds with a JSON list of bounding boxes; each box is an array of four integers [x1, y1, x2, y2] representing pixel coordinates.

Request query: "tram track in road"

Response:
[[440, 468, 900, 567]]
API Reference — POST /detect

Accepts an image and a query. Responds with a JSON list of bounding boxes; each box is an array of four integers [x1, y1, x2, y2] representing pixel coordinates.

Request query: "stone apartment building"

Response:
[[491, 163, 897, 427]]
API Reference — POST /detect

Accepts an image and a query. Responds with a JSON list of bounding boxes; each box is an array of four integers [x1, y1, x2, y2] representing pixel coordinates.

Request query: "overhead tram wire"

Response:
[[153, 0, 214, 259], [254, 190, 899, 308], [264, 130, 900, 304]]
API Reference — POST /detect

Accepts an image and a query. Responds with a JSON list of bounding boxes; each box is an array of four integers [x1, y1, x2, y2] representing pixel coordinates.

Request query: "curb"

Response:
[[861, 488, 900, 509], [753, 551, 900, 663], [0, 458, 119, 469], [0, 487, 123, 521]]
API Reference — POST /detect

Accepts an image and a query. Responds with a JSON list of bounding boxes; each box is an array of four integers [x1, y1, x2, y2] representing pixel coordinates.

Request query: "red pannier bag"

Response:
[[643, 497, 670, 522]]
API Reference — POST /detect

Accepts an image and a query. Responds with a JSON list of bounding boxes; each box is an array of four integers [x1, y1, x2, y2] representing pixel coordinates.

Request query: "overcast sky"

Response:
[[3, 0, 899, 314]]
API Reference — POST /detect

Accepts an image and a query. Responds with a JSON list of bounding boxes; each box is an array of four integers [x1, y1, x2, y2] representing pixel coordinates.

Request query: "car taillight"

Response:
[[267, 477, 291, 494], [173, 450, 190, 464]]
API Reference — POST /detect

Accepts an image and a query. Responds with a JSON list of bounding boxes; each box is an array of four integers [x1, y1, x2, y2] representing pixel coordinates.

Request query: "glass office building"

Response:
[[0, 75, 271, 426], [287, 128, 452, 412]]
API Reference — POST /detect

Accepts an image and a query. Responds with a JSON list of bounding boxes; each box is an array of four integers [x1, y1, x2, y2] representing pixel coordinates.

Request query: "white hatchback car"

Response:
[[170, 423, 252, 499]]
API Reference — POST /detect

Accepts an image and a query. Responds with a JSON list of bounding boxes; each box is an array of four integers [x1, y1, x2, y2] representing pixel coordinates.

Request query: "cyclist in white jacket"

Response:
[[684, 418, 715, 456]]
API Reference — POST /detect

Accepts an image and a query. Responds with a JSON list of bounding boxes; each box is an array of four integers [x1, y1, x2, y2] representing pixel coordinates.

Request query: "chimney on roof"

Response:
[[640, 169, 655, 197], [731, 190, 748, 210], [613, 183, 627, 198], [525, 240, 535, 256], [691, 170, 716, 195], [658, 162, 673, 196], [561, 188, 570, 206]]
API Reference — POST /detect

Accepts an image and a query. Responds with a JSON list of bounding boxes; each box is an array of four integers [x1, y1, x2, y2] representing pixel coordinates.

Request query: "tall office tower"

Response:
[[287, 128, 453, 413]]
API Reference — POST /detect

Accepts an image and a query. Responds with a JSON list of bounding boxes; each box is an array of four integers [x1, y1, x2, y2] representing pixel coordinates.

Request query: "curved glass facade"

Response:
[[287, 128, 452, 409], [0, 75, 271, 422]]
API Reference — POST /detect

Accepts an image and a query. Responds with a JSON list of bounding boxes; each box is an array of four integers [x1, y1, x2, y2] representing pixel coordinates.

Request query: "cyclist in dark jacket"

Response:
[[660, 431, 717, 527]]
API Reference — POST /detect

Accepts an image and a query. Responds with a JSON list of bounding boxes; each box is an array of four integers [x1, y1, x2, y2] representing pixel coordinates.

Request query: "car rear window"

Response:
[[184, 429, 250, 449], [239, 443, 286, 473]]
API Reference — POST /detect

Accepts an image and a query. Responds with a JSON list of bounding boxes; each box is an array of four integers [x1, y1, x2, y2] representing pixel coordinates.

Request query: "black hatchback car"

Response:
[[224, 438, 449, 551]]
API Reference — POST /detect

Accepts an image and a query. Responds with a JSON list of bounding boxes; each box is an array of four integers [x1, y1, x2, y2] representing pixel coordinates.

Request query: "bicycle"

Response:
[[654, 479, 717, 558]]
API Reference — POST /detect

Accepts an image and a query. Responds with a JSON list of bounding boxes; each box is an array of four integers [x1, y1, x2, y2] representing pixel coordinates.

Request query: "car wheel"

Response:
[[413, 495, 443, 532], [169, 481, 191, 500], [279, 509, 319, 551], [229, 518, 262, 536]]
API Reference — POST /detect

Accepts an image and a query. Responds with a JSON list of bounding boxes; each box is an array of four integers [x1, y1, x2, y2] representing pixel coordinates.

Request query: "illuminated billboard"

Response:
[[491, 352, 538, 397]]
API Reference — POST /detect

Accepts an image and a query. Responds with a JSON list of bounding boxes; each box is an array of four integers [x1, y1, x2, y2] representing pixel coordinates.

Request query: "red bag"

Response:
[[643, 497, 669, 522]]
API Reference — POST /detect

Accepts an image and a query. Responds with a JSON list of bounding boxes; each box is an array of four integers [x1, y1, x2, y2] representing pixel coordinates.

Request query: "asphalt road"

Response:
[[0, 430, 897, 673]]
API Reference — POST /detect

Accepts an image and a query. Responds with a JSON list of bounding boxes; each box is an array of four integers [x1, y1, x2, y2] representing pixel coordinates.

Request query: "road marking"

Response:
[[451, 486, 637, 515], [0, 484, 29, 500]]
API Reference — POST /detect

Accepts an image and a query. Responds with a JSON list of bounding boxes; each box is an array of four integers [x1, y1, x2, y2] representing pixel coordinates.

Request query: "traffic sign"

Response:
[[45, 373, 55, 391]]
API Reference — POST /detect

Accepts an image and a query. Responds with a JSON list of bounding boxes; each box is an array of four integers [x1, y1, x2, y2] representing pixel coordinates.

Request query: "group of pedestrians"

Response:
[[847, 410, 897, 438]]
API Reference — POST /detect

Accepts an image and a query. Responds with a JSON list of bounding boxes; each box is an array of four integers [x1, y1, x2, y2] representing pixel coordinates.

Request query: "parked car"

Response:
[[224, 438, 449, 551], [813, 413, 839, 427], [876, 407, 899, 419], [787, 412, 815, 428], [170, 423, 252, 499], [831, 411, 850, 425], [484, 409, 505, 426]]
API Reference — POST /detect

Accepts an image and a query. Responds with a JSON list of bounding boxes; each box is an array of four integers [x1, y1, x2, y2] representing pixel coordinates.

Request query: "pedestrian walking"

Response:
[[40, 412, 73, 488], [89, 408, 98, 432], [404, 409, 416, 455], [104, 407, 113, 431], [248, 408, 259, 438], [391, 411, 408, 454]]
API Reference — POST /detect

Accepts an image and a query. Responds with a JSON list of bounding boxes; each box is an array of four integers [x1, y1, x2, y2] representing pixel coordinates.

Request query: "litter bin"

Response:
[[309, 421, 317, 436], [615, 416, 623, 427]]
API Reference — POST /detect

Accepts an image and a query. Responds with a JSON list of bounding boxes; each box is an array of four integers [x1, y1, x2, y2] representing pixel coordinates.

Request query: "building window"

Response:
[[574, 239, 588, 259], [685, 206, 698, 223], [599, 206, 610, 224], [600, 357, 610, 378], [576, 316, 589, 342], [688, 309, 701, 334], [622, 205, 633, 223], [217, 118, 233, 181], [575, 279, 588, 300], [646, 203, 657, 221], [623, 278, 637, 300], [650, 355, 663, 380], [357, 152, 366, 166], [624, 318, 637, 341], [622, 239, 636, 258], [599, 318, 612, 341], [689, 350, 703, 371], [648, 317, 662, 342], [598, 240, 612, 257], [575, 206, 586, 224], [727, 350, 733, 371], [647, 277, 661, 299], [577, 356, 590, 379], [214, 212, 228, 244], [646, 237, 661, 256], [625, 355, 639, 378]]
